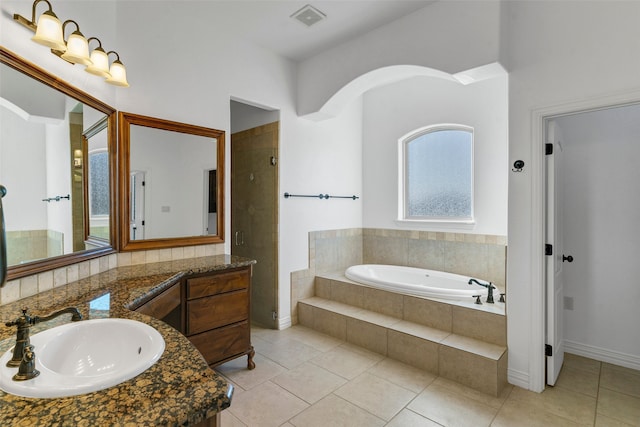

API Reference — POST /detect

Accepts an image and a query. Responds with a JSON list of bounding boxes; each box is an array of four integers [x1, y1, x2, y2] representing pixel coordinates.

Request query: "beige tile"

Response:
[[289, 394, 385, 427], [334, 372, 416, 421], [595, 413, 637, 426], [438, 345, 501, 396], [272, 362, 346, 404], [216, 354, 286, 390], [555, 364, 600, 397], [507, 384, 597, 425], [312, 307, 347, 340], [403, 295, 452, 332], [314, 277, 331, 299], [597, 387, 640, 426], [362, 287, 404, 318], [440, 334, 505, 360], [368, 358, 437, 394], [408, 384, 498, 427], [451, 306, 506, 346], [392, 320, 450, 342], [310, 345, 380, 380], [220, 409, 247, 427], [386, 409, 441, 427], [297, 303, 314, 328], [228, 381, 308, 427], [492, 396, 582, 427], [431, 376, 512, 410], [346, 318, 388, 355], [254, 335, 321, 369], [387, 330, 439, 374], [600, 363, 640, 398], [331, 280, 364, 307], [284, 325, 344, 352], [564, 352, 601, 375], [352, 309, 400, 328]]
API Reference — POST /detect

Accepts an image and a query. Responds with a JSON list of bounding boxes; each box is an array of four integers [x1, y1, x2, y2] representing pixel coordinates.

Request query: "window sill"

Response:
[[395, 219, 476, 230]]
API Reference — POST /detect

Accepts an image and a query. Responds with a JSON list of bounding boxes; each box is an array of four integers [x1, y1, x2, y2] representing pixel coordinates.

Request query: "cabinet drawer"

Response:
[[186, 290, 248, 335], [188, 321, 250, 366], [186, 269, 249, 300], [135, 282, 181, 320]]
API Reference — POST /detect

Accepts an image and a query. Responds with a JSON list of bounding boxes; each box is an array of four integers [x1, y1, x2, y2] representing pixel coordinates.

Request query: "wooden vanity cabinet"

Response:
[[134, 281, 183, 332], [185, 266, 255, 369]]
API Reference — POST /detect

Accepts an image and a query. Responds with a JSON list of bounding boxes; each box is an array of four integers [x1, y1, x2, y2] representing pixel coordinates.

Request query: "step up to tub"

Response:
[[298, 275, 508, 397]]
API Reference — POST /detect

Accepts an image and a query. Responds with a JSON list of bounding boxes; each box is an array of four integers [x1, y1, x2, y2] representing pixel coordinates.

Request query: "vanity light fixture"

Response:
[[85, 37, 111, 78], [56, 20, 92, 65], [105, 51, 129, 87], [13, 0, 130, 87], [13, 0, 66, 51]]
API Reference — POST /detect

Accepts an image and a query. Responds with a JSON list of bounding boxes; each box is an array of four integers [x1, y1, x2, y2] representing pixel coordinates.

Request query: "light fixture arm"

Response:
[[87, 37, 103, 50], [13, 0, 56, 31]]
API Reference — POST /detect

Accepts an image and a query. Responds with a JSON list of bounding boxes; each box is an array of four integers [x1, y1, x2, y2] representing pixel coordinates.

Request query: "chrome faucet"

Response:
[[5, 307, 82, 369], [468, 278, 495, 304]]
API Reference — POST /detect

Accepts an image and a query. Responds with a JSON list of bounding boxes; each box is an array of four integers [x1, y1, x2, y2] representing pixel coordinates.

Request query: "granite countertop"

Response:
[[0, 254, 256, 426]]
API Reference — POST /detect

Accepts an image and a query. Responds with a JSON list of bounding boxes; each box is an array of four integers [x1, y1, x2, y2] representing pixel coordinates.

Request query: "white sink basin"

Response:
[[0, 318, 165, 398]]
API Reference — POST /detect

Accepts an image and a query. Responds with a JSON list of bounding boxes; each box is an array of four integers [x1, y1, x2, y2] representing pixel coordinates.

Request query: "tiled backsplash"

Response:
[[0, 244, 225, 306], [291, 228, 507, 323]]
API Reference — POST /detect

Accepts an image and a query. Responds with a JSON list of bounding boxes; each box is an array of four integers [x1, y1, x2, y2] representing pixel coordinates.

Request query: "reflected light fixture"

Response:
[[13, 0, 129, 88], [13, 0, 66, 51], [85, 37, 111, 78], [105, 51, 129, 87]]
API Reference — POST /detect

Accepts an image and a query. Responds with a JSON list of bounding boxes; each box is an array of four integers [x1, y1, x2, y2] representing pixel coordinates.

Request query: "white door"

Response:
[[545, 120, 565, 386]]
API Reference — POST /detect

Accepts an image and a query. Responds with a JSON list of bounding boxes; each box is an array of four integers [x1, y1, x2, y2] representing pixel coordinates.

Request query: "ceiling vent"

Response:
[[291, 4, 326, 27]]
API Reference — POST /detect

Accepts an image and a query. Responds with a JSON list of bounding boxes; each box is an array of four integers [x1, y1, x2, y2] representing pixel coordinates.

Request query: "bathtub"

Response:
[[344, 264, 497, 301]]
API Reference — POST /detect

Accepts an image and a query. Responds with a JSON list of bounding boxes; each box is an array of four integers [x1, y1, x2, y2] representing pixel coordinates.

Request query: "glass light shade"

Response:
[[105, 60, 129, 87], [31, 11, 66, 51], [85, 47, 111, 78], [60, 31, 92, 65]]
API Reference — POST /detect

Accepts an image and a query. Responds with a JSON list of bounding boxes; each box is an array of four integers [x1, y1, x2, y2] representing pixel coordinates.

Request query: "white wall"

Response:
[[45, 112, 72, 254], [297, 0, 503, 117], [555, 105, 640, 365], [505, 0, 640, 390], [362, 75, 508, 236], [0, 108, 47, 229], [230, 101, 279, 134]]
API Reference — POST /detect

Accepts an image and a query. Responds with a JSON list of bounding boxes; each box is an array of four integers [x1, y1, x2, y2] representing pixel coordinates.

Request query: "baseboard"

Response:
[[278, 315, 292, 330], [565, 340, 640, 371], [507, 368, 530, 390]]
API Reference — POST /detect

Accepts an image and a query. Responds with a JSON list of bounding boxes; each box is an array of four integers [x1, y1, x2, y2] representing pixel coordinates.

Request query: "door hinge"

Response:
[[141, 220, 145, 226], [272, 311, 278, 320], [545, 143, 554, 155], [270, 156, 277, 166], [545, 244, 553, 256], [545, 344, 553, 356]]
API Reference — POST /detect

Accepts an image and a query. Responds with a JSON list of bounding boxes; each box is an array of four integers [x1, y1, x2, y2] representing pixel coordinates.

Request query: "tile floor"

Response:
[[215, 325, 640, 427]]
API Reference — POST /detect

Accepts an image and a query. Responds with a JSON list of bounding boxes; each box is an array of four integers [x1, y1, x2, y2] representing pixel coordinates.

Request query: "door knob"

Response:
[[562, 255, 574, 263]]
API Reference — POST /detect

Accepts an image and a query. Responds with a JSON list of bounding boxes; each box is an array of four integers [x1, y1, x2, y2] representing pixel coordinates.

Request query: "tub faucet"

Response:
[[468, 278, 495, 304], [5, 307, 82, 368]]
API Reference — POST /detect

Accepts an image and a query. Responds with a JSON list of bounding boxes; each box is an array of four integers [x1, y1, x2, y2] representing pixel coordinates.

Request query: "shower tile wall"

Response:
[[290, 228, 507, 324]]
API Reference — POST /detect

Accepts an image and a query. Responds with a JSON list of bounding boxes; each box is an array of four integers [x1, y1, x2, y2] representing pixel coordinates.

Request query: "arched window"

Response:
[[399, 125, 474, 223]]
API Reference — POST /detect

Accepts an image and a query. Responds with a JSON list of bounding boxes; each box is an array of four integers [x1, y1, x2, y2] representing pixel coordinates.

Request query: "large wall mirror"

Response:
[[118, 112, 225, 251], [0, 47, 117, 280]]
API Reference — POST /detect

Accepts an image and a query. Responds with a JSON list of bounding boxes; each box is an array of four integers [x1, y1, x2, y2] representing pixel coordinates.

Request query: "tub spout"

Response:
[[468, 278, 495, 304]]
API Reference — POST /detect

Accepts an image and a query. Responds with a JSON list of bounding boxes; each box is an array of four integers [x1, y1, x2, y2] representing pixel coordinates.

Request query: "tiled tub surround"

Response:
[[0, 254, 253, 426], [291, 228, 507, 324], [299, 273, 507, 396]]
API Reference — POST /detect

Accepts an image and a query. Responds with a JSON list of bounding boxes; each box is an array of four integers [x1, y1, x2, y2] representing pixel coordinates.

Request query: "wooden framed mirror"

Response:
[[118, 112, 225, 251], [0, 47, 117, 281]]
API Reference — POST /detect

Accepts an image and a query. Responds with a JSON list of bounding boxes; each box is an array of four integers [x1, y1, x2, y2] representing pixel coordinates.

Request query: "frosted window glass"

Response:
[[89, 150, 109, 216], [405, 129, 472, 218]]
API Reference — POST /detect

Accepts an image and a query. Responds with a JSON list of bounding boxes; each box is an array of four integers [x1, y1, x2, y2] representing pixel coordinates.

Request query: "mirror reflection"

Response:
[[0, 47, 116, 279], [119, 112, 225, 250]]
